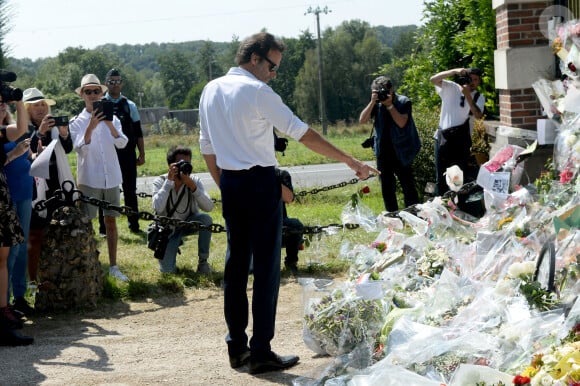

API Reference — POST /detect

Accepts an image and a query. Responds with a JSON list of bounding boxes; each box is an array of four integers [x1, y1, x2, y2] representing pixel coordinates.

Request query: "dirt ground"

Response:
[[0, 279, 336, 386]]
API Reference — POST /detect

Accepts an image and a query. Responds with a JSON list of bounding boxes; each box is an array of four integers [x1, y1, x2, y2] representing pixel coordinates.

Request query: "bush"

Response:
[[412, 105, 439, 196], [157, 117, 187, 135]]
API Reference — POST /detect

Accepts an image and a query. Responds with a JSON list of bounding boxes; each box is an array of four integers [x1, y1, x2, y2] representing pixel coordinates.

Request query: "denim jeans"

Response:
[[8, 198, 32, 300], [158, 212, 213, 273]]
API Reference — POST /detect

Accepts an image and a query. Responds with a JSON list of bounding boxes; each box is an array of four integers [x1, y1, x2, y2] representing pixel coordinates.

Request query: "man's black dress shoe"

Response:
[[229, 350, 251, 369], [249, 351, 299, 374]]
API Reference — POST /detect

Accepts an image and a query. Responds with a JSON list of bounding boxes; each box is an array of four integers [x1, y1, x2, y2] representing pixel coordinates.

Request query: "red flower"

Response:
[[360, 186, 371, 194], [560, 168, 574, 184], [513, 375, 531, 385]]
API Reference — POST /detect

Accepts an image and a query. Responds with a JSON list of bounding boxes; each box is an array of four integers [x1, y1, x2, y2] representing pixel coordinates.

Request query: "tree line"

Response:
[[1, 0, 497, 126]]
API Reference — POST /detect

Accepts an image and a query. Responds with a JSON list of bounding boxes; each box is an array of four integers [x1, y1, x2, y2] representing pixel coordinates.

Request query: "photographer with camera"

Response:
[[69, 74, 129, 281], [151, 146, 215, 274], [22, 88, 75, 305], [430, 67, 485, 195], [359, 76, 420, 212]]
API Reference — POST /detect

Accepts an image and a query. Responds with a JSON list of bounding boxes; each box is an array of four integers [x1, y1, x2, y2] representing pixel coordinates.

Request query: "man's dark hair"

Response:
[[371, 76, 393, 91], [106, 68, 122, 79], [235, 32, 285, 65], [468, 68, 483, 77], [166, 145, 192, 165]]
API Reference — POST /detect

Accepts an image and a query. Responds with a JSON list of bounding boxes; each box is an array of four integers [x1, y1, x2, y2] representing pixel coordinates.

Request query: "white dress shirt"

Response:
[[199, 66, 309, 171], [69, 109, 128, 189]]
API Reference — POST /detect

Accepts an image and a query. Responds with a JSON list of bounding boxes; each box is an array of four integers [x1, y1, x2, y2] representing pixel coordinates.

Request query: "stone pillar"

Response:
[[493, 0, 554, 130]]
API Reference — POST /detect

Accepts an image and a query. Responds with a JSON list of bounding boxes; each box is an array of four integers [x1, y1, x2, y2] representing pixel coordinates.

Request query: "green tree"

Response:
[[157, 50, 197, 109], [0, 0, 11, 69], [388, 0, 497, 115], [295, 20, 385, 123], [269, 31, 315, 111], [197, 41, 220, 82]]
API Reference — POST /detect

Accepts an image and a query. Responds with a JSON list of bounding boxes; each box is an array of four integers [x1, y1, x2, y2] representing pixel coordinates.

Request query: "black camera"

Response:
[[457, 73, 472, 86], [361, 136, 375, 149], [175, 159, 192, 175], [377, 87, 391, 102], [51, 116, 69, 127], [274, 136, 288, 153], [0, 70, 23, 102]]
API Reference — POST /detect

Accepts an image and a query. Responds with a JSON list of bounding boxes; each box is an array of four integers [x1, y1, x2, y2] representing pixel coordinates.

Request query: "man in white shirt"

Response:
[[199, 32, 378, 375], [69, 74, 129, 281], [430, 67, 485, 195]]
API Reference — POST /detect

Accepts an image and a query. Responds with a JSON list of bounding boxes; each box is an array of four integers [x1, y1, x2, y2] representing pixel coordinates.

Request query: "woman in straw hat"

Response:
[[23, 87, 74, 315]]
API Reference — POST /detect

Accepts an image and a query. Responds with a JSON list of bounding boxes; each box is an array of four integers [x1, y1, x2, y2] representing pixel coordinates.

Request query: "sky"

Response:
[[5, 0, 424, 60]]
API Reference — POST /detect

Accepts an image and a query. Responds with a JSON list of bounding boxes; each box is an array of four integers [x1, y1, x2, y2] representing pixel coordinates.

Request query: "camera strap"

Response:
[[166, 186, 187, 219], [468, 92, 480, 116]]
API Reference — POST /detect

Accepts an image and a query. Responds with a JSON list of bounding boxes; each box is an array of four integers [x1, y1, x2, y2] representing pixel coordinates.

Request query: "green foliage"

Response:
[[156, 117, 187, 135], [157, 50, 197, 109], [392, 0, 497, 116], [0, 0, 12, 68]]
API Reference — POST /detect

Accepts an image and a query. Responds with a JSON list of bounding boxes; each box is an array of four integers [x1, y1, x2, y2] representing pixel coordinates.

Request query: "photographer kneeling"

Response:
[[151, 146, 215, 274]]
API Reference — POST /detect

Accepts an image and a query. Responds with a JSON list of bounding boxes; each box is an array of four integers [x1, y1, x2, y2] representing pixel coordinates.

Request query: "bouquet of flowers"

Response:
[[416, 246, 450, 278], [514, 322, 580, 385], [342, 186, 376, 231], [506, 261, 560, 312], [303, 285, 388, 356]]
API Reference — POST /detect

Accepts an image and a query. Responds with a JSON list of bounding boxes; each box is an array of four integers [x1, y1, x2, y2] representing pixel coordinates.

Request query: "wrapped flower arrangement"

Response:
[[303, 286, 387, 356]]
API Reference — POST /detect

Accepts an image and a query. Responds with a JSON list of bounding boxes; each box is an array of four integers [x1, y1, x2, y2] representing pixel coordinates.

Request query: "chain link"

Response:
[[36, 181, 364, 236]]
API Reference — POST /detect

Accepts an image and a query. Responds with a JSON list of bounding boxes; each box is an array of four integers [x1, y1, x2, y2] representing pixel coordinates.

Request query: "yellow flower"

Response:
[[497, 217, 513, 230]]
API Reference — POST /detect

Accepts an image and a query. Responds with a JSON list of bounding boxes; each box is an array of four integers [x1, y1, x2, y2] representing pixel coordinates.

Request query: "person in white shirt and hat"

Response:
[[9, 87, 73, 317], [69, 74, 129, 281]]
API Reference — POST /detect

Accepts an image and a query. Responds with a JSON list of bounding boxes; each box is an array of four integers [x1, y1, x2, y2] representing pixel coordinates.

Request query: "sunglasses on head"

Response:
[[263, 56, 279, 72], [83, 88, 102, 96], [106, 79, 122, 85]]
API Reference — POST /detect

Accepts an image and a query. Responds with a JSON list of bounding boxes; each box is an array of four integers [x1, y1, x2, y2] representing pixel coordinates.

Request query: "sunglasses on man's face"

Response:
[[107, 79, 122, 86], [83, 88, 102, 96], [263, 56, 279, 72]]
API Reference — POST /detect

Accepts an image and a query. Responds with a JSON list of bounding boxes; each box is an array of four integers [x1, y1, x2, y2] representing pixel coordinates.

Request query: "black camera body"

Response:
[[175, 159, 192, 175], [274, 136, 288, 153], [457, 74, 472, 86], [51, 116, 69, 127], [377, 87, 391, 102], [361, 136, 375, 149], [0, 70, 23, 102]]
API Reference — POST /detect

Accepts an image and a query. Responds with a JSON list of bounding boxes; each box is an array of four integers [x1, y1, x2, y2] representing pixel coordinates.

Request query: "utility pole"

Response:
[[306, 5, 330, 136]]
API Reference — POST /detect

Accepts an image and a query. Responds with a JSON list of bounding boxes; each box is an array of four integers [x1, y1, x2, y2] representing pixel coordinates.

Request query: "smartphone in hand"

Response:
[[92, 100, 114, 121]]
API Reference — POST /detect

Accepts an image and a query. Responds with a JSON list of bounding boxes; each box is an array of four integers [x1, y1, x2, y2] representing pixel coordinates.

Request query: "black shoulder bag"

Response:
[[147, 187, 186, 259]]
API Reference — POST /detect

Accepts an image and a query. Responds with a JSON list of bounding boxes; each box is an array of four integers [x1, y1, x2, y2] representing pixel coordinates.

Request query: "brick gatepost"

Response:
[[494, 0, 554, 130]]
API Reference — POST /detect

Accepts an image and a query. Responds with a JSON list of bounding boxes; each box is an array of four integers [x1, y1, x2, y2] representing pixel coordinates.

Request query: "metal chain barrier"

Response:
[[132, 174, 377, 203], [35, 181, 364, 237]]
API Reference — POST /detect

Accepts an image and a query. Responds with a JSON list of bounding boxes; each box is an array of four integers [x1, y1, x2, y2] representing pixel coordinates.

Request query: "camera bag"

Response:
[[147, 186, 186, 259]]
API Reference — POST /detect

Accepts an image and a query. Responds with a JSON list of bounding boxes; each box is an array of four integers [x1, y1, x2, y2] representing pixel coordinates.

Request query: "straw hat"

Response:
[[75, 74, 108, 95], [22, 87, 56, 106]]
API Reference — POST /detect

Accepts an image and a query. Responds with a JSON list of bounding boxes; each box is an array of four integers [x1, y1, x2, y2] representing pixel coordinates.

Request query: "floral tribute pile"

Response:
[[294, 22, 580, 385]]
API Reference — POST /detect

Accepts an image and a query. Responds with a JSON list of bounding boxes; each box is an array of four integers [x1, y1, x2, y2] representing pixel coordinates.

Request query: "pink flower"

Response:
[[485, 146, 514, 172], [560, 168, 574, 184]]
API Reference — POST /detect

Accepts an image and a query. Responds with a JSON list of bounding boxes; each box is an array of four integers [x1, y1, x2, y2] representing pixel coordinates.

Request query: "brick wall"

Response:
[[499, 88, 544, 128], [496, 1, 552, 130]]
